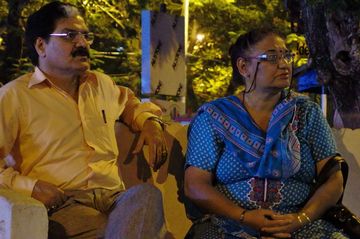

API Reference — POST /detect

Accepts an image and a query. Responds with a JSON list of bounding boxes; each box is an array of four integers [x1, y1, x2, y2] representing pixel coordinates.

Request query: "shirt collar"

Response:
[[28, 67, 97, 88], [28, 67, 48, 88]]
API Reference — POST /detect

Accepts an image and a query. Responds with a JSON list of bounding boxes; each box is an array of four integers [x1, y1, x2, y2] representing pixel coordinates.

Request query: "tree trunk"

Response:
[[300, 0, 360, 129]]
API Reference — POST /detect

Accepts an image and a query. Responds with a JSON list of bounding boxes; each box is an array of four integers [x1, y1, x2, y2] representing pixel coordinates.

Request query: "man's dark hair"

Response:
[[25, 1, 81, 66]]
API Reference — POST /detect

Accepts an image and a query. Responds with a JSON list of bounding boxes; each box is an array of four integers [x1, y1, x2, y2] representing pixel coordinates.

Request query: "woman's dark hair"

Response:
[[25, 1, 80, 66], [227, 28, 282, 95]]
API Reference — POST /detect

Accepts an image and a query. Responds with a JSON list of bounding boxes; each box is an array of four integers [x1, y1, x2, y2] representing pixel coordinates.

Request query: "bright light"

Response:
[[196, 33, 205, 42]]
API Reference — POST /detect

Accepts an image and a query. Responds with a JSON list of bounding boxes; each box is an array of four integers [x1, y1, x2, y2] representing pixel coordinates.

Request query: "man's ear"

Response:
[[35, 37, 46, 58], [236, 57, 250, 78]]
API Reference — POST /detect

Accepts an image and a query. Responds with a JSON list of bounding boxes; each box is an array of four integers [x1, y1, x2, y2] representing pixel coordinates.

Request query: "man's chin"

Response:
[[76, 61, 90, 72]]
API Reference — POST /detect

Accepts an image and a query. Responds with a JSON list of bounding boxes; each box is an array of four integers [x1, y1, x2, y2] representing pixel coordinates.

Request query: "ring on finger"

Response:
[[48, 205, 57, 211], [161, 149, 168, 157]]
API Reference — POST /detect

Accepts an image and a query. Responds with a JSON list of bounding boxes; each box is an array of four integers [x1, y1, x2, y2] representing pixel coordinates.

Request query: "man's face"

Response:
[[40, 15, 91, 76]]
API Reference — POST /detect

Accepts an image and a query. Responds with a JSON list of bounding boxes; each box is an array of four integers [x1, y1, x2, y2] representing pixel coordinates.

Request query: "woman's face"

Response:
[[245, 34, 293, 93]]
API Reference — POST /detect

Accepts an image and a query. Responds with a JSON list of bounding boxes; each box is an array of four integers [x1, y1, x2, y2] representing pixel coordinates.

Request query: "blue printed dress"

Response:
[[185, 95, 349, 239]]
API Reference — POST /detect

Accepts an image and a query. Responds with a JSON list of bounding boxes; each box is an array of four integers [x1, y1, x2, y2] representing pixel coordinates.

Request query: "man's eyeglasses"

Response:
[[248, 50, 294, 65], [49, 31, 94, 45]]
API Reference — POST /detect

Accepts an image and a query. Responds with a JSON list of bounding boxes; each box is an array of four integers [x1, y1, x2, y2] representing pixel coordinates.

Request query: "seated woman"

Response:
[[184, 28, 348, 238]]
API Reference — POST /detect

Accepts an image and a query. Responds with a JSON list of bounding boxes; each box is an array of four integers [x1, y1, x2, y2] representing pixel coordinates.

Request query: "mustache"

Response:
[[71, 47, 90, 58]]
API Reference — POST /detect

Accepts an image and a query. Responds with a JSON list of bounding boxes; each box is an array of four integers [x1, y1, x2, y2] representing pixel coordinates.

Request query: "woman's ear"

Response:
[[236, 57, 250, 79], [35, 37, 46, 58]]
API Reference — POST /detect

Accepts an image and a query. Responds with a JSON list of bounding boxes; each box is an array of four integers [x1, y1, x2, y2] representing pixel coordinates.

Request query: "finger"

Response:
[[151, 144, 161, 171], [133, 134, 145, 154], [59, 191, 69, 203], [53, 192, 66, 207], [154, 145, 167, 171], [265, 218, 292, 227], [147, 142, 156, 168], [271, 214, 293, 220], [159, 146, 168, 165], [272, 232, 291, 238]]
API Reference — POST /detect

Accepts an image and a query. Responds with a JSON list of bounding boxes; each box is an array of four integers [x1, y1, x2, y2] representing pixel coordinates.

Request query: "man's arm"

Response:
[[118, 86, 162, 131], [0, 87, 37, 195], [0, 86, 67, 209], [117, 86, 167, 171]]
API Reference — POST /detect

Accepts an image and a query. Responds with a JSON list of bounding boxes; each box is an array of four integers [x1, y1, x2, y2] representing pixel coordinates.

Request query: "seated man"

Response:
[[0, 1, 168, 238]]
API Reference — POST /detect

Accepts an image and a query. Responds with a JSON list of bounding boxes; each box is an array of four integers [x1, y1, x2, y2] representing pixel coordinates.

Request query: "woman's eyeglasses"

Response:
[[248, 50, 294, 65], [49, 31, 94, 45]]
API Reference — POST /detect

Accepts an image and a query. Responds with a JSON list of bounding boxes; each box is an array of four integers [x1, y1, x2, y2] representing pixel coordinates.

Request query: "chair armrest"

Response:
[[0, 189, 48, 239]]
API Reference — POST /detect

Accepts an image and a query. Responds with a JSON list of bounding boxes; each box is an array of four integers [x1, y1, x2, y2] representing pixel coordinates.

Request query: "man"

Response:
[[0, 1, 168, 238]]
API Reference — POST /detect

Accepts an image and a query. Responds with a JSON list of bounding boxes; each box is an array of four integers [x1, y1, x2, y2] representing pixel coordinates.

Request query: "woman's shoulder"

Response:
[[291, 93, 324, 122], [199, 95, 239, 111], [192, 96, 237, 123], [292, 92, 319, 108]]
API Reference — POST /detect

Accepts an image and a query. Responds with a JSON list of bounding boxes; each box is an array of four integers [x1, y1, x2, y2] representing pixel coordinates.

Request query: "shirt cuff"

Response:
[[135, 112, 160, 131], [12, 175, 38, 196]]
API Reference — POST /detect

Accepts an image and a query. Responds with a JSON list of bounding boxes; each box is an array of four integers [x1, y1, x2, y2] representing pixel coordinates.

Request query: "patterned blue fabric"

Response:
[[196, 95, 302, 179], [185, 95, 348, 238]]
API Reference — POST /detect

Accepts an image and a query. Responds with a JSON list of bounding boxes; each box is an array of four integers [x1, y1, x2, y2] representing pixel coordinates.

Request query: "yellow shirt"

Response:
[[0, 67, 161, 196]]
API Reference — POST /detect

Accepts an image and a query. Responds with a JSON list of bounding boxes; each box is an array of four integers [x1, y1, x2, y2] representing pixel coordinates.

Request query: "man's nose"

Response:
[[74, 34, 89, 47]]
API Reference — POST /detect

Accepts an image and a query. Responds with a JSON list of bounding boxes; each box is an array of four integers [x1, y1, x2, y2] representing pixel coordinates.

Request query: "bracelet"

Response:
[[238, 209, 247, 222], [297, 212, 311, 225], [297, 215, 303, 224], [146, 116, 166, 131], [301, 212, 312, 224]]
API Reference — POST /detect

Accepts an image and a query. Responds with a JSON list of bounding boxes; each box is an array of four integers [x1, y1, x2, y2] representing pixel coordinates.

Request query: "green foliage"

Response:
[[186, 0, 290, 109], [0, 0, 290, 112]]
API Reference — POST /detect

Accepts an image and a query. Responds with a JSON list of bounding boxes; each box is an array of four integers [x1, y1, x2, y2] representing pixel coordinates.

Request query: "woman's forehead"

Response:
[[251, 34, 287, 53]]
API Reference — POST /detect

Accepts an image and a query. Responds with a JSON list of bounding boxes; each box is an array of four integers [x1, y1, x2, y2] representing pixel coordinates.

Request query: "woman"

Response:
[[184, 28, 347, 239]]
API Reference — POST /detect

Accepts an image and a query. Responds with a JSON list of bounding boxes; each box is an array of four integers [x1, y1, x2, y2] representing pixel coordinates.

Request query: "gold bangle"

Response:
[[301, 212, 312, 224], [297, 215, 303, 224], [239, 209, 247, 222]]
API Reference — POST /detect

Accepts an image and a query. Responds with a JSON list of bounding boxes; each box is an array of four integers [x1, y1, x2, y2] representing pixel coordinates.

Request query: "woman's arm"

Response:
[[261, 157, 344, 236], [301, 157, 344, 221], [184, 166, 292, 234], [302, 101, 344, 222], [184, 166, 245, 221]]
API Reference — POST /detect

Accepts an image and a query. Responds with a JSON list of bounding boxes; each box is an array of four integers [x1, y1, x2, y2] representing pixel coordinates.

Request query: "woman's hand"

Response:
[[243, 209, 292, 238], [260, 213, 304, 238], [133, 118, 167, 171]]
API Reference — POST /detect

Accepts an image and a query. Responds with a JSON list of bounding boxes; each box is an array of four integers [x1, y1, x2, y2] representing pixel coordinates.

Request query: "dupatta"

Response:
[[197, 94, 305, 179]]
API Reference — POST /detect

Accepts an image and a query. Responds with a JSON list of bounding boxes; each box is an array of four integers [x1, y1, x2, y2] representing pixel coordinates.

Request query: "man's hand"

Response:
[[133, 118, 167, 171], [31, 180, 67, 210]]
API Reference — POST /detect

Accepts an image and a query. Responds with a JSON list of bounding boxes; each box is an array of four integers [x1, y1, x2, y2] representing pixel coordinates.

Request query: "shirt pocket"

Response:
[[82, 107, 118, 156]]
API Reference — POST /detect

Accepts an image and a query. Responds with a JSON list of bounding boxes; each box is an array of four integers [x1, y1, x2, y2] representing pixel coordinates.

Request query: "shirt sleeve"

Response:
[[118, 86, 162, 131], [0, 86, 37, 195], [306, 101, 337, 162], [185, 111, 224, 172]]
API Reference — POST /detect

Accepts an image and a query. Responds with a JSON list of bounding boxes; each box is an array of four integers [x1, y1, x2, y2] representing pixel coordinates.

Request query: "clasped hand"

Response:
[[244, 209, 303, 239], [31, 180, 68, 211], [133, 118, 167, 171]]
